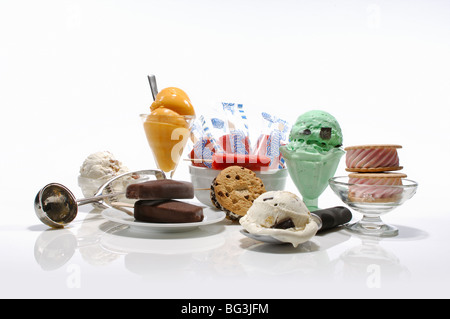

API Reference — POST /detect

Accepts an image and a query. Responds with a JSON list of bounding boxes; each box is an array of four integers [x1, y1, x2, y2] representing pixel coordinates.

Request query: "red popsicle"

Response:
[[218, 134, 251, 154], [211, 153, 271, 170]]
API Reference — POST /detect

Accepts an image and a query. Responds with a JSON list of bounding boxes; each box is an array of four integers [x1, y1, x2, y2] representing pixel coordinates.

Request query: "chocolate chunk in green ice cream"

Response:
[[287, 110, 343, 153]]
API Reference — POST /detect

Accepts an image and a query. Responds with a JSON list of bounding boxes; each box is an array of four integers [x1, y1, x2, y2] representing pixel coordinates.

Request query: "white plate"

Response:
[[101, 206, 226, 233]]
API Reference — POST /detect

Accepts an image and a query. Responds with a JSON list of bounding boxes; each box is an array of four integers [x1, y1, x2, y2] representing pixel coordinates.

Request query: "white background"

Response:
[[1, 0, 450, 299]]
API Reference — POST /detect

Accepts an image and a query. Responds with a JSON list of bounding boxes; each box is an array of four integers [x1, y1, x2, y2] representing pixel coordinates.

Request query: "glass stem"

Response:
[[304, 198, 319, 212], [359, 215, 385, 230]]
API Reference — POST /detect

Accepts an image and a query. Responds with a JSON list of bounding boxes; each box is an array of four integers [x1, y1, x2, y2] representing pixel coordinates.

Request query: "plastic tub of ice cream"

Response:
[[189, 165, 288, 207]]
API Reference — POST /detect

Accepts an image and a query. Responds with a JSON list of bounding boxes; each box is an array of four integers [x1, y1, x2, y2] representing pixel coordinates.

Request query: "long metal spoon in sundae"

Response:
[[147, 74, 158, 101]]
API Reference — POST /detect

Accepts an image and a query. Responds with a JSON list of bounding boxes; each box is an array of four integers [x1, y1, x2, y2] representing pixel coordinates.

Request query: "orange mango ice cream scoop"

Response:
[[150, 87, 195, 116], [143, 87, 195, 176]]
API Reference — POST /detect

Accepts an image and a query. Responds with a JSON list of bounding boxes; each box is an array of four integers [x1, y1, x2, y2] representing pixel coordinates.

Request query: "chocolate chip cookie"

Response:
[[210, 166, 266, 220]]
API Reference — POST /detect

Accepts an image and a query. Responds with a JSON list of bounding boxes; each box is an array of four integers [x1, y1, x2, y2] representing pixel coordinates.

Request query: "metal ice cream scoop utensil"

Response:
[[240, 207, 352, 244], [34, 169, 166, 228]]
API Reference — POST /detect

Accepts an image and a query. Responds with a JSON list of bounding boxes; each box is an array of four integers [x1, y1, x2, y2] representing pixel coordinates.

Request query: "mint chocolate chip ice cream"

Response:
[[280, 110, 344, 211]]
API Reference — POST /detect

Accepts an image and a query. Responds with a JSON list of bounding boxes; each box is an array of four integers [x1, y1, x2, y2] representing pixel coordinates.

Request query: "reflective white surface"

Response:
[[2, 189, 450, 299], [1, 0, 450, 299]]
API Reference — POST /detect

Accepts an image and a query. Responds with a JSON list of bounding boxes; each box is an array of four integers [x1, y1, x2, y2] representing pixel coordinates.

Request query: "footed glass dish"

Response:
[[329, 176, 418, 237]]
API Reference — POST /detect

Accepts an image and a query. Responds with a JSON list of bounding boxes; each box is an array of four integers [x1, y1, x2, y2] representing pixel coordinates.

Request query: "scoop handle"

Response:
[[313, 206, 352, 231]]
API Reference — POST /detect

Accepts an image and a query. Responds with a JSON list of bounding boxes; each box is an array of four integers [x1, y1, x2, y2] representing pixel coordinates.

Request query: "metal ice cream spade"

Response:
[[240, 213, 323, 244], [240, 207, 353, 245], [34, 169, 166, 228]]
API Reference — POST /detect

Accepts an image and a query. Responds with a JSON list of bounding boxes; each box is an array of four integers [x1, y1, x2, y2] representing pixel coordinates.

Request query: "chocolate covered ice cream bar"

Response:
[[126, 180, 194, 200], [134, 200, 204, 223]]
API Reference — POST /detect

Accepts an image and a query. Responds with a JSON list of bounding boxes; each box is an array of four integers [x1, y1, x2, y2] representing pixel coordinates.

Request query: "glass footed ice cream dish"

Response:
[[141, 87, 196, 178], [141, 112, 194, 179], [280, 110, 344, 211], [329, 176, 418, 237]]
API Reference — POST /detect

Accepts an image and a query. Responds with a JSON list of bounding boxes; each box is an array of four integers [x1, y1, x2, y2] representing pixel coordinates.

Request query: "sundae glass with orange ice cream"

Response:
[[140, 87, 195, 178]]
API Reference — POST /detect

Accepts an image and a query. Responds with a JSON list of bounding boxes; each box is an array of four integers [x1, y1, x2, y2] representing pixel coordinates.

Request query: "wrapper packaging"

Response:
[[190, 103, 291, 170]]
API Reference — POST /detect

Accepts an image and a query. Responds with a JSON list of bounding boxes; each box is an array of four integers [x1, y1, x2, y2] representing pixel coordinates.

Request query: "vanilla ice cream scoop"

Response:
[[239, 191, 319, 247], [79, 151, 129, 179], [78, 151, 133, 197]]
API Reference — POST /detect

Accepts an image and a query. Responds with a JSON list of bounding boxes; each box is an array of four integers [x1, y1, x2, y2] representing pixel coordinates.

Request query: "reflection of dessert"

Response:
[[78, 151, 134, 197], [210, 166, 266, 221], [280, 110, 345, 211], [348, 172, 406, 202], [142, 87, 195, 177], [345, 144, 402, 172], [240, 191, 319, 248]]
